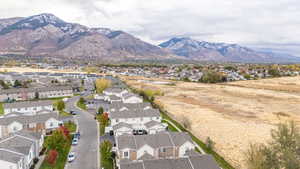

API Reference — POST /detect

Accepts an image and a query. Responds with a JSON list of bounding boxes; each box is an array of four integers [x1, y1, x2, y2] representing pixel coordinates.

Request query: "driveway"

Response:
[[65, 96, 99, 169]]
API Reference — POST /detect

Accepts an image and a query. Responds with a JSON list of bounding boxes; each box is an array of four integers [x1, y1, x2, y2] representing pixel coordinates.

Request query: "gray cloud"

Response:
[[0, 0, 300, 56]]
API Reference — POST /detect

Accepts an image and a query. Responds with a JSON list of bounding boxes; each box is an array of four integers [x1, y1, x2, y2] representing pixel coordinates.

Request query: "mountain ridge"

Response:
[[0, 14, 299, 63], [159, 37, 300, 63], [0, 13, 175, 60]]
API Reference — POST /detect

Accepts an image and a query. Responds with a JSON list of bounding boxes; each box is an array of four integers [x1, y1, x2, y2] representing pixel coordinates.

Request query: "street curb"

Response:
[[97, 121, 100, 169]]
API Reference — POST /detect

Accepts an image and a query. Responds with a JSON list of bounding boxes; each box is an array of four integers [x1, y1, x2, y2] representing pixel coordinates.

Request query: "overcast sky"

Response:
[[1, 0, 300, 56]]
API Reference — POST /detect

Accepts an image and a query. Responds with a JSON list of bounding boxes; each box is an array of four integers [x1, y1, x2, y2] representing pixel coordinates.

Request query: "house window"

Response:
[[50, 122, 53, 127], [160, 147, 166, 153], [123, 151, 129, 158], [13, 126, 17, 131], [116, 119, 119, 123]]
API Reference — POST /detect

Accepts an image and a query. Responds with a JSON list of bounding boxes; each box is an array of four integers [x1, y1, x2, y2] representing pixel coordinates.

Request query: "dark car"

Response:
[[70, 111, 77, 115]]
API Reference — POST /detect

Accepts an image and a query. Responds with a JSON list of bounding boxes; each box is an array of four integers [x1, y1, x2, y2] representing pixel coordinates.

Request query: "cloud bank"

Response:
[[1, 0, 300, 56]]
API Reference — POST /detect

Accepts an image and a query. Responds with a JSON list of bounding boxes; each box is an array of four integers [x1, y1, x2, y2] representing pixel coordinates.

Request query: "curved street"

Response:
[[65, 96, 99, 169]]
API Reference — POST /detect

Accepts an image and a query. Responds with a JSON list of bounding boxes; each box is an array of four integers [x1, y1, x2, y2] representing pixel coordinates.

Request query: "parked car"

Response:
[[68, 152, 76, 162], [70, 110, 77, 115], [72, 138, 78, 145], [133, 130, 147, 135], [74, 132, 80, 139]]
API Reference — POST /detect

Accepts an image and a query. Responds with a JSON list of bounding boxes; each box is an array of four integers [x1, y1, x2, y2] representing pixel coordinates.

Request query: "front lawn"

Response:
[[64, 122, 77, 133], [40, 133, 72, 169], [162, 119, 178, 132], [76, 100, 87, 110], [0, 103, 4, 115]]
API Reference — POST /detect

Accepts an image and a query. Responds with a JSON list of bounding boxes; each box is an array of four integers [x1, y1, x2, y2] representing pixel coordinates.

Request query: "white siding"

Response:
[[136, 144, 154, 159], [179, 141, 195, 157], [0, 160, 18, 169]]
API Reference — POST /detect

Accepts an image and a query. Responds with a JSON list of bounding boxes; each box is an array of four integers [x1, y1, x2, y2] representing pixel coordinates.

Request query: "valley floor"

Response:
[[122, 76, 300, 168]]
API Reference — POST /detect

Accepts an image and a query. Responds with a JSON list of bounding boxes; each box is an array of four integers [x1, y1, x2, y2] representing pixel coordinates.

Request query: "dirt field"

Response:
[[122, 76, 300, 169]]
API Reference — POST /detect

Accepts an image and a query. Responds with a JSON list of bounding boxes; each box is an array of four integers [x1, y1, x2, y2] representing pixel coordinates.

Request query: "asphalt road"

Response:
[[65, 96, 99, 169]]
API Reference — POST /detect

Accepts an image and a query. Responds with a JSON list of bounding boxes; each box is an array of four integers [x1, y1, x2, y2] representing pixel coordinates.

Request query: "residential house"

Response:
[[0, 111, 63, 138], [3, 100, 53, 115], [109, 102, 151, 113], [103, 88, 128, 97], [109, 108, 161, 126], [0, 131, 44, 169], [119, 154, 220, 169], [37, 86, 73, 99], [115, 132, 196, 161], [121, 93, 143, 104], [0, 88, 36, 102]]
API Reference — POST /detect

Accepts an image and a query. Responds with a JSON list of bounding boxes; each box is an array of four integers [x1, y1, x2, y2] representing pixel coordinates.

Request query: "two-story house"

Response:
[[0, 111, 63, 138], [119, 154, 221, 169], [0, 131, 44, 169], [115, 132, 195, 162], [3, 100, 53, 115]]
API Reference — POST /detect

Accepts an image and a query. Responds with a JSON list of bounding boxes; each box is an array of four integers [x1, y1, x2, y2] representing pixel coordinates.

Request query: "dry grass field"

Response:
[[122, 76, 300, 169]]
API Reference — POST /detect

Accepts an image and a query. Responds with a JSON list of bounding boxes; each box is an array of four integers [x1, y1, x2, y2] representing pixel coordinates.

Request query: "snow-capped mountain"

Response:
[[0, 13, 174, 60], [159, 37, 300, 63]]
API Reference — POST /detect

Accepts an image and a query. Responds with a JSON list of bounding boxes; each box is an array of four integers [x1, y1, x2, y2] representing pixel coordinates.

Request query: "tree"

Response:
[[46, 149, 58, 166], [269, 69, 281, 77], [206, 137, 215, 151], [181, 115, 191, 129], [79, 97, 85, 104], [200, 71, 226, 83], [98, 107, 104, 114], [35, 92, 39, 99], [13, 80, 22, 87], [56, 100, 65, 111], [100, 140, 113, 169], [246, 121, 300, 169], [45, 130, 67, 153], [0, 80, 9, 89], [95, 79, 111, 93], [59, 126, 70, 140]]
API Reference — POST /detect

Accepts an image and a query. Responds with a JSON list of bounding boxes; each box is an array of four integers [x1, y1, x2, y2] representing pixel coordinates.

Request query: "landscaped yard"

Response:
[[76, 99, 87, 110], [0, 103, 4, 115], [40, 134, 72, 169], [64, 122, 77, 133]]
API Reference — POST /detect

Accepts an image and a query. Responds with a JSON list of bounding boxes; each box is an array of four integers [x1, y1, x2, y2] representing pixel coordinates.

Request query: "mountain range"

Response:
[[0, 13, 299, 63]]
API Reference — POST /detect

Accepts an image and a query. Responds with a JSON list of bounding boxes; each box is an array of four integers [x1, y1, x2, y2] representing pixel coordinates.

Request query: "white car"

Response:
[[72, 138, 78, 145], [68, 152, 76, 162]]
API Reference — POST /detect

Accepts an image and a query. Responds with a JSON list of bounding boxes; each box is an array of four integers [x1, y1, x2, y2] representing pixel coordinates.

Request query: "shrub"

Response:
[[46, 150, 58, 166], [56, 100, 65, 111]]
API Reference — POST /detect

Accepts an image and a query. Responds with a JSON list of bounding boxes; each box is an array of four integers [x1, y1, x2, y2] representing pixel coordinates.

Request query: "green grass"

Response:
[[162, 119, 178, 132], [76, 101, 87, 110], [64, 122, 77, 133], [40, 136, 72, 169], [59, 110, 71, 117], [0, 103, 4, 115]]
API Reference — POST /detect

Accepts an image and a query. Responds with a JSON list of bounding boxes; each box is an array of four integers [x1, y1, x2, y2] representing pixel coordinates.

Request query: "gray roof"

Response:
[[109, 95, 122, 101], [122, 93, 140, 100], [110, 108, 160, 119], [0, 86, 72, 95], [113, 122, 133, 130], [105, 88, 124, 93], [14, 130, 42, 140], [116, 132, 193, 150], [4, 100, 53, 109], [109, 102, 151, 111], [120, 155, 221, 169], [0, 88, 36, 95], [0, 112, 60, 126], [37, 86, 72, 92], [144, 120, 164, 128], [0, 135, 34, 155], [0, 150, 23, 164]]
